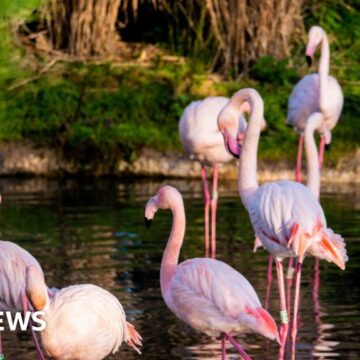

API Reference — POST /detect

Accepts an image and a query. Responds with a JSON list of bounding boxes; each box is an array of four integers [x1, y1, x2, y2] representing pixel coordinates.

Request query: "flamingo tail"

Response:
[[126, 322, 143, 354], [317, 229, 348, 270]]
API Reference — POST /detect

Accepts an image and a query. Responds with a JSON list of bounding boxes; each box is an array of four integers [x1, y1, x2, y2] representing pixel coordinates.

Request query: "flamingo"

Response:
[[0, 240, 46, 360], [217, 88, 348, 354], [179, 96, 248, 258], [288, 25, 344, 182], [144, 185, 280, 359], [25, 265, 142, 360]]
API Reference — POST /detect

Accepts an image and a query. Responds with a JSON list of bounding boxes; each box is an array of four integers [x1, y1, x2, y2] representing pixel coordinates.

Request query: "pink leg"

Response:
[[211, 164, 219, 259], [224, 333, 251, 360], [291, 261, 303, 359], [286, 257, 295, 316], [201, 164, 211, 257], [313, 257, 320, 324], [265, 255, 273, 309], [0, 331, 3, 358], [276, 261, 289, 346], [221, 334, 226, 360], [22, 292, 46, 360], [295, 135, 304, 182], [318, 136, 326, 169]]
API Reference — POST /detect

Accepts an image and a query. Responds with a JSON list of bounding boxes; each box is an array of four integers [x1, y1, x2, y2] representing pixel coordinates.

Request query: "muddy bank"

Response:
[[0, 143, 358, 182]]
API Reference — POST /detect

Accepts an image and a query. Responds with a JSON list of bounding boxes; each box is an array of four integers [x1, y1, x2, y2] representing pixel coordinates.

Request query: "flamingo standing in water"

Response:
[[217, 88, 348, 354], [0, 240, 46, 360], [25, 266, 142, 360], [288, 25, 343, 182], [144, 185, 280, 359], [179, 97, 248, 258]]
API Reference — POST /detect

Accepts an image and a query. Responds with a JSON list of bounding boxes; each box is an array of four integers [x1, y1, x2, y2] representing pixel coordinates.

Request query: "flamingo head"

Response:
[[217, 103, 250, 159], [25, 265, 48, 311], [218, 96, 266, 159], [306, 26, 325, 67], [144, 186, 183, 228]]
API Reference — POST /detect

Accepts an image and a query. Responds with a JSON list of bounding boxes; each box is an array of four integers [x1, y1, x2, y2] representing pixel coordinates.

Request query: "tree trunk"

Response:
[[206, 0, 305, 75], [44, 0, 122, 57]]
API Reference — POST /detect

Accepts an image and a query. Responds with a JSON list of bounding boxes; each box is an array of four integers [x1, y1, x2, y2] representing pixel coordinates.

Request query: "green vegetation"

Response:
[[0, 0, 359, 168]]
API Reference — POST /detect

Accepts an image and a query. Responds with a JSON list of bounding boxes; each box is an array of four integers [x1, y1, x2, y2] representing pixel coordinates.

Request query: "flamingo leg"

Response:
[[0, 331, 3, 359], [318, 135, 326, 169], [265, 255, 273, 309], [286, 257, 295, 316], [223, 333, 251, 360], [221, 334, 226, 360], [201, 164, 211, 257], [276, 260, 289, 346], [291, 261, 303, 359], [22, 292, 46, 360], [211, 164, 219, 259], [295, 135, 304, 182]]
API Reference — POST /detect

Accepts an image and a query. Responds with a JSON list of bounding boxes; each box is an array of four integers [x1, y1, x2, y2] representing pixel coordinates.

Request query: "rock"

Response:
[[0, 142, 358, 182]]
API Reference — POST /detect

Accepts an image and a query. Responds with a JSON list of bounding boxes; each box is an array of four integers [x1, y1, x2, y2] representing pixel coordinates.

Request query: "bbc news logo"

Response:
[[0, 311, 46, 332]]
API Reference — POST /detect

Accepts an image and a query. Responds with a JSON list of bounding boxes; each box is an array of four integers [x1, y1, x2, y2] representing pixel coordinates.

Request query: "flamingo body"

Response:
[[179, 96, 247, 257], [248, 180, 347, 265], [287, 74, 343, 133], [40, 284, 136, 360], [165, 257, 275, 339], [145, 185, 279, 358], [25, 267, 142, 360], [0, 240, 43, 311], [179, 96, 246, 165]]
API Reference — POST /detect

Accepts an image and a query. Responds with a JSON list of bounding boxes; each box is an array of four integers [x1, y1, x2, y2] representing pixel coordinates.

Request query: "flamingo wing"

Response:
[[0, 240, 42, 311], [44, 284, 129, 359], [167, 257, 261, 336], [249, 181, 326, 257], [287, 74, 320, 132], [249, 181, 347, 267]]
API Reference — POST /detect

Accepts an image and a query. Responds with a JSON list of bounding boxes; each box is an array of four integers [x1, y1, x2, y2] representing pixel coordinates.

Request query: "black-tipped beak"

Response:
[[227, 144, 240, 159], [306, 55, 312, 67], [325, 143, 331, 151], [144, 217, 152, 229]]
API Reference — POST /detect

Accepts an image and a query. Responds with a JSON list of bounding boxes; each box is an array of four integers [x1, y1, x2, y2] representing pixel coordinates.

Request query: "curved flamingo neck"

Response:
[[160, 198, 186, 298], [228, 90, 264, 209], [304, 113, 323, 200], [319, 33, 330, 116]]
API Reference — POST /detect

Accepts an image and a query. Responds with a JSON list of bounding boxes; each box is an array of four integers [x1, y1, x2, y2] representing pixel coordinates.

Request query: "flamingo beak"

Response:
[[144, 217, 152, 229], [223, 129, 241, 159], [306, 55, 312, 67]]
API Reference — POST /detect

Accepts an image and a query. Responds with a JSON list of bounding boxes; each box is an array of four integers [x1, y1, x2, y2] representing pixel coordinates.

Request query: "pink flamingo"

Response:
[[179, 96, 248, 258], [288, 25, 343, 182], [0, 240, 46, 360], [144, 185, 280, 359], [25, 266, 142, 360], [217, 88, 348, 353]]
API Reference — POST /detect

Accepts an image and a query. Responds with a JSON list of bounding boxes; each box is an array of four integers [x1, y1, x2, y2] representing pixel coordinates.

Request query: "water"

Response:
[[0, 178, 359, 359]]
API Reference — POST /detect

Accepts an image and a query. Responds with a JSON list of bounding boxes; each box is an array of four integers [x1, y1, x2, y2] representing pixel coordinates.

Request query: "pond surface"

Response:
[[0, 178, 359, 360]]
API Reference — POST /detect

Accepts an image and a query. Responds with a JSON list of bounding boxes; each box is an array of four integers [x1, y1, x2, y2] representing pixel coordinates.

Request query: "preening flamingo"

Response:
[[179, 96, 248, 258], [25, 266, 142, 360], [288, 25, 343, 182], [144, 185, 280, 359], [0, 240, 46, 360], [217, 88, 348, 352]]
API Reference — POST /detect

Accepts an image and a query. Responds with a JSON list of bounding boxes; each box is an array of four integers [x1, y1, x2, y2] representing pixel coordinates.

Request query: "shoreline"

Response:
[[0, 143, 358, 183]]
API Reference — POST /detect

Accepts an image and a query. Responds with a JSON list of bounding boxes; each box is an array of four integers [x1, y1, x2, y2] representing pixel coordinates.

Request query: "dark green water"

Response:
[[0, 178, 359, 359]]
